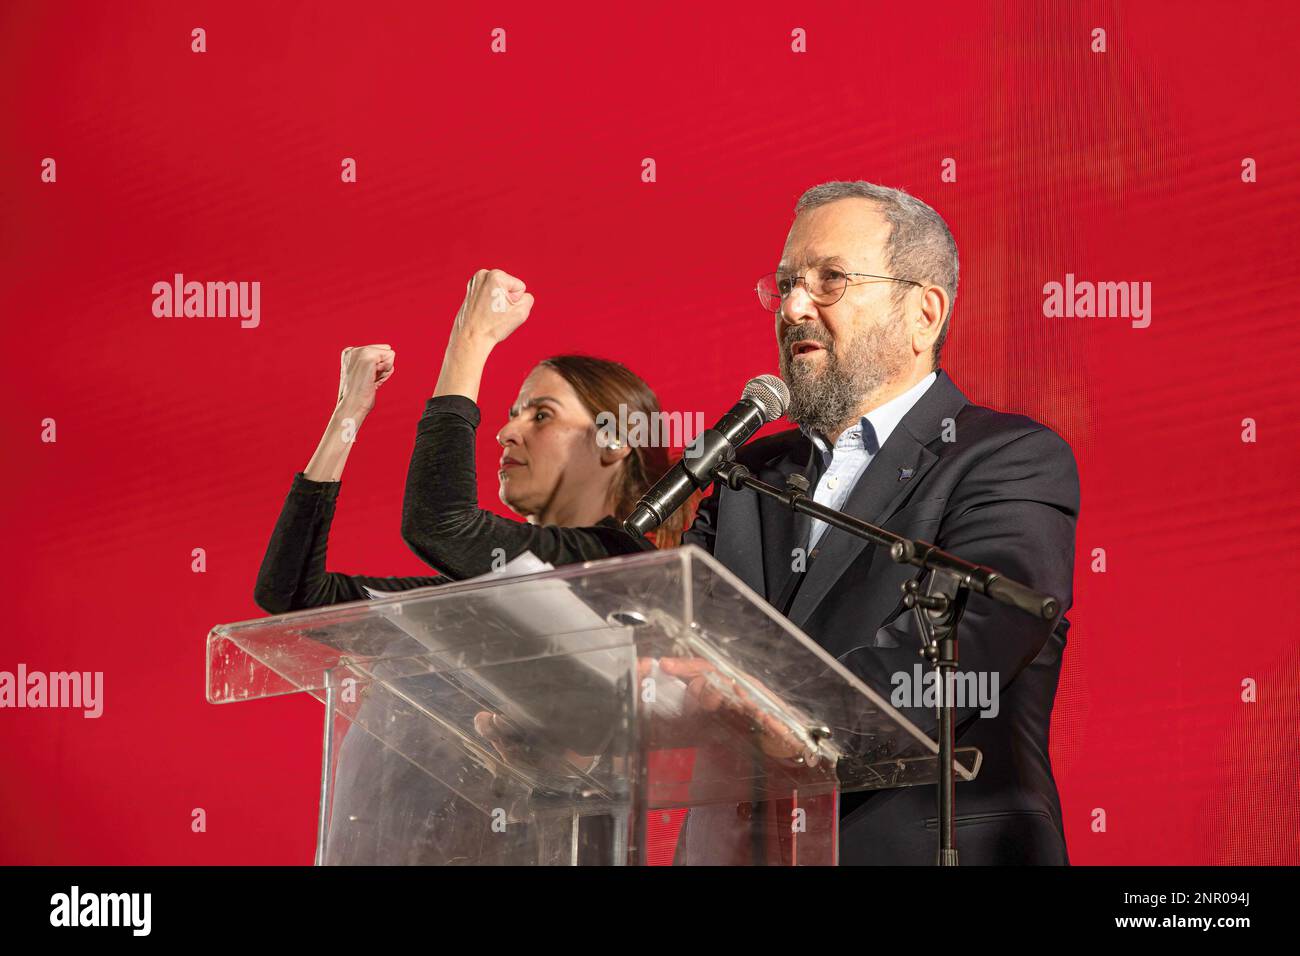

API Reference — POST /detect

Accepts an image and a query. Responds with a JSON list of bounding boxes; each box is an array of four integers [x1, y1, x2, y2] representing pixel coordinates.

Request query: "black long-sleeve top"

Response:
[[398, 394, 654, 580], [251, 471, 443, 614], [252, 394, 654, 615]]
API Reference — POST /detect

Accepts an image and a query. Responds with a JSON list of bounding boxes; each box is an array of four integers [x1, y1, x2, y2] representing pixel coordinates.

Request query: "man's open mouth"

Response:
[[791, 341, 825, 357]]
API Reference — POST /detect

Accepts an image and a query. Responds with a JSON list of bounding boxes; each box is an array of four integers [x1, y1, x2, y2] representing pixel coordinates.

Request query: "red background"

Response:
[[2, 0, 1297, 865]]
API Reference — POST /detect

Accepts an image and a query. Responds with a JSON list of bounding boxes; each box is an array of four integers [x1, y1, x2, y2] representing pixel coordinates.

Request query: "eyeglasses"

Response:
[[755, 266, 923, 313]]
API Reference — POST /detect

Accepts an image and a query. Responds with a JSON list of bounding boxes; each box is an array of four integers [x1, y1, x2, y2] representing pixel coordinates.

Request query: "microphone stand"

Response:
[[710, 458, 1060, 867]]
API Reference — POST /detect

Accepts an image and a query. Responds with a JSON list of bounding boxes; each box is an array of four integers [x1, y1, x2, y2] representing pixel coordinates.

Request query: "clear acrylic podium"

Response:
[[207, 546, 979, 865]]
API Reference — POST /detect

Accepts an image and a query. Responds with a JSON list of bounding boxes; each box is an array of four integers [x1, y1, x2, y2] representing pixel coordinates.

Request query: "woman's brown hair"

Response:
[[538, 355, 699, 549]]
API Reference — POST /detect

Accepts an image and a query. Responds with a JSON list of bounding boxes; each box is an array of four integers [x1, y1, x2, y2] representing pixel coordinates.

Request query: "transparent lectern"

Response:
[[207, 546, 979, 865]]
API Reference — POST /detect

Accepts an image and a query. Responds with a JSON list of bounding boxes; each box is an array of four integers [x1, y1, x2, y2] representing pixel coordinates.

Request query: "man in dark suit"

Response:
[[679, 181, 1080, 864]]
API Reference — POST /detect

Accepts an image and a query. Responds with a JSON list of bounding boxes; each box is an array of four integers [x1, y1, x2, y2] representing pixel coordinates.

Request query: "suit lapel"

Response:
[[759, 440, 818, 605], [714, 478, 765, 596], [712, 432, 816, 601], [786, 371, 969, 629]]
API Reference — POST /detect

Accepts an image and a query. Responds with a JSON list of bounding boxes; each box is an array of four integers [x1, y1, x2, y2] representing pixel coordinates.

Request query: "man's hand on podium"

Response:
[[655, 657, 820, 765], [472, 711, 599, 776]]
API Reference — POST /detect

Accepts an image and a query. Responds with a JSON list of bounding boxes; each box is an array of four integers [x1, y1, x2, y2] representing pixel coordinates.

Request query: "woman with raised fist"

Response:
[[252, 268, 690, 615]]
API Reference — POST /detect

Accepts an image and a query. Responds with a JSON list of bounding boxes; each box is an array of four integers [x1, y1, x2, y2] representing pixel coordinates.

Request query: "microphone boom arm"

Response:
[[711, 459, 1058, 621]]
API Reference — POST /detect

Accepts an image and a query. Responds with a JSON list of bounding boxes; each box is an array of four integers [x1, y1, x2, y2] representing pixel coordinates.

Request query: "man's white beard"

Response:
[[779, 314, 909, 438]]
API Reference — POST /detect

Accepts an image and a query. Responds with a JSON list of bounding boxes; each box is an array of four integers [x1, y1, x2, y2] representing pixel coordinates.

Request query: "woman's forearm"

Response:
[[433, 333, 494, 402], [303, 402, 368, 482]]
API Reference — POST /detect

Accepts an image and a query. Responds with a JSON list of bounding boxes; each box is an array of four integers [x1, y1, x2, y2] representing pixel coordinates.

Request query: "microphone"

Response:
[[623, 374, 790, 537]]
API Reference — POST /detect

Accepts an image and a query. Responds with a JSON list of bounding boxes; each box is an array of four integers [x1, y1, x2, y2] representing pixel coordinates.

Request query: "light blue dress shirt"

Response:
[[802, 371, 938, 551]]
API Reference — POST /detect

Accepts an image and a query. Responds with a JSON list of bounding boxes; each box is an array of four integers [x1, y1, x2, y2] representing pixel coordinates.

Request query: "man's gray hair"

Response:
[[794, 181, 959, 369]]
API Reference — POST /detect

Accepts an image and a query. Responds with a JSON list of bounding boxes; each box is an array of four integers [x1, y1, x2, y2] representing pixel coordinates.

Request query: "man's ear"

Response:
[[912, 285, 948, 356]]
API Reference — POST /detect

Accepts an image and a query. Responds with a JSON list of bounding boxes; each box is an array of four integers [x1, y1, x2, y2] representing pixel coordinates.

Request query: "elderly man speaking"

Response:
[[679, 181, 1080, 865]]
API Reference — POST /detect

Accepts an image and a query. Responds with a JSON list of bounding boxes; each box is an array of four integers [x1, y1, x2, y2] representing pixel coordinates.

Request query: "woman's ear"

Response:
[[598, 438, 633, 467]]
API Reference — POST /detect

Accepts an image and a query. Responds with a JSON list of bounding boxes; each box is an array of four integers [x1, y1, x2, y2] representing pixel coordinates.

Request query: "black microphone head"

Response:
[[743, 374, 790, 422], [623, 504, 660, 538]]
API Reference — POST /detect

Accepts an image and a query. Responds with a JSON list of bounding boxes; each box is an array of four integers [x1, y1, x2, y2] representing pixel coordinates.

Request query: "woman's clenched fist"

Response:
[[336, 343, 395, 417], [448, 268, 535, 347]]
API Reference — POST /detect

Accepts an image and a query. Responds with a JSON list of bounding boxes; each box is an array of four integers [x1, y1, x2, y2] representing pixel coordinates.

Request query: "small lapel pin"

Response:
[[898, 467, 915, 482]]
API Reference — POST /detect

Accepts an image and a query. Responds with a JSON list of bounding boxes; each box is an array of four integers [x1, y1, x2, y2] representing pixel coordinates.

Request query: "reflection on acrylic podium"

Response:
[[208, 546, 979, 865]]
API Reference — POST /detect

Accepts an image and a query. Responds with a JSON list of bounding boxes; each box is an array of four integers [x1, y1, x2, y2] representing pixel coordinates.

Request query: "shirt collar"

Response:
[[801, 370, 938, 460]]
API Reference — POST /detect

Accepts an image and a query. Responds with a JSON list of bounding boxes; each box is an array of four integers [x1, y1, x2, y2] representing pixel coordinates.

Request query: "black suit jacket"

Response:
[[680, 369, 1080, 865]]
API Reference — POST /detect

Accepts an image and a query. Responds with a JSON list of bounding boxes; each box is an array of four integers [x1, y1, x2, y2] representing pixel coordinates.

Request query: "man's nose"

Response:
[[779, 282, 819, 327]]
